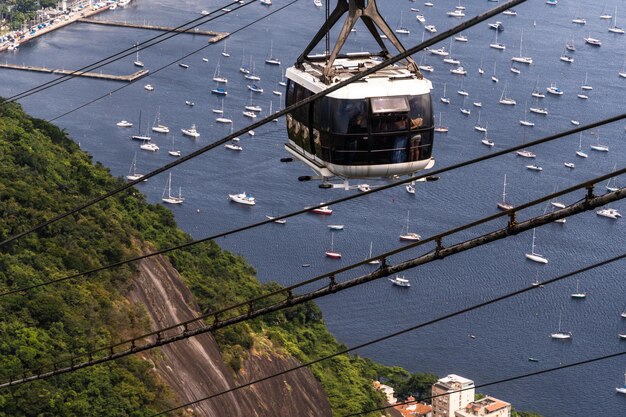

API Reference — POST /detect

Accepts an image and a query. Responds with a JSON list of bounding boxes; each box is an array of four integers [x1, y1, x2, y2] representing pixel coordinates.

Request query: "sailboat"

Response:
[[168, 136, 181, 157], [325, 233, 342, 259], [460, 97, 470, 115], [399, 211, 421, 241], [519, 102, 534, 126], [570, 280, 587, 299], [133, 43, 144, 67], [161, 173, 184, 204], [511, 30, 533, 64], [590, 134, 609, 152], [131, 110, 151, 141], [577, 74, 591, 99], [215, 98, 232, 124], [457, 78, 468, 96], [474, 111, 487, 132], [481, 126, 494, 147], [395, 11, 410, 34], [616, 373, 626, 394], [531, 79, 545, 98], [434, 112, 448, 133], [609, 7, 625, 34], [221, 40, 230, 57], [491, 61, 499, 83], [151, 107, 169, 133], [264, 41, 281, 65], [620, 57, 626, 78], [550, 313, 572, 339], [213, 58, 228, 84], [489, 29, 506, 50], [478, 57, 485, 75], [440, 83, 450, 104], [497, 174, 513, 210], [571, 4, 586, 25], [499, 82, 516, 105], [126, 153, 145, 181], [606, 165, 619, 192], [525, 229, 548, 264], [366, 242, 380, 265]]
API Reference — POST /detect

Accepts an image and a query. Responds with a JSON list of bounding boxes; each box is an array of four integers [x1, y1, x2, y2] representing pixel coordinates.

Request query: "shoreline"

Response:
[[0, 3, 111, 53]]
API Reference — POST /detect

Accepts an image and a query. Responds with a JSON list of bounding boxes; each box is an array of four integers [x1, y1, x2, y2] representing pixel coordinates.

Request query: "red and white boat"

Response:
[[312, 205, 333, 215], [325, 233, 341, 259]]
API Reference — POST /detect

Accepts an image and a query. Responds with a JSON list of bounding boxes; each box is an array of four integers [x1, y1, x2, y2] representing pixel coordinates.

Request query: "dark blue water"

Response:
[[2, 0, 626, 415]]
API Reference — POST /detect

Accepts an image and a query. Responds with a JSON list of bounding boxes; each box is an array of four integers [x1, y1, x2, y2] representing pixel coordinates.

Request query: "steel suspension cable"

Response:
[[2, 123, 624, 298], [2, 185, 624, 389], [149, 249, 626, 416]]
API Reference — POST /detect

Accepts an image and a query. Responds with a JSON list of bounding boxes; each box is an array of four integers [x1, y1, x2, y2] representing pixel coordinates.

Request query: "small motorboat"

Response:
[[229, 192, 255, 206], [312, 205, 333, 215], [116, 120, 133, 127], [327, 225, 344, 230], [388, 276, 411, 287]]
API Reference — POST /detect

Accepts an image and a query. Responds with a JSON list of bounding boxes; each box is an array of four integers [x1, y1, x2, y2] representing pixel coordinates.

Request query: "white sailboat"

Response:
[[581, 72, 593, 90], [131, 110, 151, 141], [511, 30, 533, 64], [213, 58, 228, 84], [440, 83, 450, 104], [151, 107, 169, 133], [525, 229, 548, 264], [519, 102, 534, 126], [400, 211, 421, 241], [264, 41, 280, 65], [590, 134, 609, 152], [606, 165, 619, 192], [395, 11, 410, 34], [168, 136, 181, 157], [497, 174, 513, 210], [474, 110, 487, 132], [491, 61, 499, 83], [489, 28, 506, 50], [550, 313, 572, 340], [499, 82, 516, 105], [126, 153, 145, 181], [616, 373, 626, 394], [609, 7, 625, 34], [161, 173, 184, 204], [434, 112, 448, 133], [133, 43, 144, 67], [570, 280, 587, 299], [367, 242, 380, 265]]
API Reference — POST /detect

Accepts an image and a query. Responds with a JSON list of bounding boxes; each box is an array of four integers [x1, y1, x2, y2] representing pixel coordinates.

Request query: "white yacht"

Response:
[[525, 229, 548, 264], [229, 192, 256, 206], [140, 141, 159, 152], [116, 120, 133, 127], [389, 276, 411, 287], [181, 124, 200, 138], [596, 208, 621, 219]]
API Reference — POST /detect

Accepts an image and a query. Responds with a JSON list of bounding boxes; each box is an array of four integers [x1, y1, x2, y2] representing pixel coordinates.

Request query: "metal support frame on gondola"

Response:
[[295, 0, 421, 84]]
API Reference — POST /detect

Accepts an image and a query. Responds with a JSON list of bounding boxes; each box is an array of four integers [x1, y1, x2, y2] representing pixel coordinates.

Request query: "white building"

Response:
[[431, 374, 475, 417], [454, 396, 511, 417]]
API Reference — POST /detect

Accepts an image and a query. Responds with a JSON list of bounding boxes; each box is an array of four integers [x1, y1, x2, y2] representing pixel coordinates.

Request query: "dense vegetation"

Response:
[[0, 100, 391, 416], [0, 100, 543, 417]]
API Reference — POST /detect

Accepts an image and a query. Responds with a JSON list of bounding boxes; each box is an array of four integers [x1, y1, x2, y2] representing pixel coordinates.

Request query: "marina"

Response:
[[2, 0, 626, 416]]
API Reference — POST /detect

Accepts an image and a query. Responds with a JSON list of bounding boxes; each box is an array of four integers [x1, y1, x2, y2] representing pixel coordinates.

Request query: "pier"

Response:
[[76, 19, 229, 43], [0, 63, 149, 82]]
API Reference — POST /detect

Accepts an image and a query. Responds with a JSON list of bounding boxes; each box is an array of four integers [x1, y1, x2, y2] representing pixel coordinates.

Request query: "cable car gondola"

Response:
[[284, 0, 435, 182]]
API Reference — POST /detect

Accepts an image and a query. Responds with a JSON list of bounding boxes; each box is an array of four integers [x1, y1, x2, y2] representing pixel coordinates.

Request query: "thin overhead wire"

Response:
[[344, 350, 626, 416], [2, 186, 624, 389], [2, 126, 624, 298], [49, 0, 301, 122], [6, 0, 258, 102], [149, 250, 626, 416]]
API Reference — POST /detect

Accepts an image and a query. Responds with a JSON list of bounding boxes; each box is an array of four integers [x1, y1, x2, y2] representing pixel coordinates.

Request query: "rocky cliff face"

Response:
[[127, 250, 332, 417]]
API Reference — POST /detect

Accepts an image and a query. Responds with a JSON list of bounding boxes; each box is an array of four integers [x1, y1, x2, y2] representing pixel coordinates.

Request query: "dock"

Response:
[[0, 63, 149, 82], [76, 19, 229, 43]]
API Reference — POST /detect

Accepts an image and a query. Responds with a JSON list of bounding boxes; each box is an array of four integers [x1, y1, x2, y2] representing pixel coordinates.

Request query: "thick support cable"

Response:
[[0, 0, 529, 248], [2, 187, 624, 389]]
